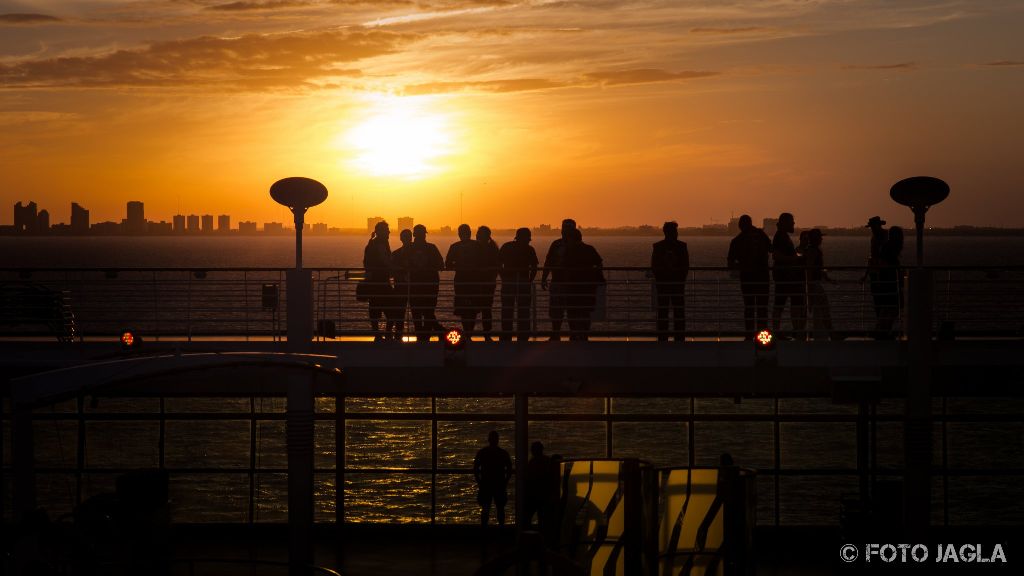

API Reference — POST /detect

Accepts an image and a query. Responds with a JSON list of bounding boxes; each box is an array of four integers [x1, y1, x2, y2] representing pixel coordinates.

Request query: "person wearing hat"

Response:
[[864, 216, 888, 336]]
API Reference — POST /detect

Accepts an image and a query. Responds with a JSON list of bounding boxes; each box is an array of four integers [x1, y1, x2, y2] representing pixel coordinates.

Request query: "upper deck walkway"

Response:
[[2, 265, 1022, 394]]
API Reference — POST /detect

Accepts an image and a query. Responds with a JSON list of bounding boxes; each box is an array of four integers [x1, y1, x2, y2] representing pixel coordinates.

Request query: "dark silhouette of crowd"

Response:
[[357, 213, 904, 342]]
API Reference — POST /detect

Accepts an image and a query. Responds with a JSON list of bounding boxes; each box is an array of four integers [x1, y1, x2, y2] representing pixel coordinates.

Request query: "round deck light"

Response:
[[755, 329, 774, 348], [444, 327, 465, 350], [120, 330, 141, 349]]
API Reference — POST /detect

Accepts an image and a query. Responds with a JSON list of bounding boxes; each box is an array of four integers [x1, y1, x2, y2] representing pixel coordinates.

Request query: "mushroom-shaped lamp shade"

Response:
[[890, 176, 949, 209], [270, 177, 328, 211]]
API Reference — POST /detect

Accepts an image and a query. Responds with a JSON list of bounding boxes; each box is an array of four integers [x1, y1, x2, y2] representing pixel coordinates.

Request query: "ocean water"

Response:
[[3, 234, 1024, 268], [6, 235, 1024, 527]]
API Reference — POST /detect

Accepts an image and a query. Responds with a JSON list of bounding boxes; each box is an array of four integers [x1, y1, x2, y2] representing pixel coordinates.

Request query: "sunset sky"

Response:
[[1, 0, 1022, 229]]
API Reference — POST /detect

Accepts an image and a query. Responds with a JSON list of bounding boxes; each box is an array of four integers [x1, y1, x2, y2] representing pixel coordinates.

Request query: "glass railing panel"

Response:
[[344, 473, 431, 523], [611, 422, 688, 467], [345, 420, 430, 470], [436, 421, 515, 469], [779, 422, 856, 469], [85, 421, 159, 468], [170, 472, 248, 522], [611, 397, 690, 414], [693, 422, 773, 469], [165, 420, 250, 469], [529, 422, 606, 459]]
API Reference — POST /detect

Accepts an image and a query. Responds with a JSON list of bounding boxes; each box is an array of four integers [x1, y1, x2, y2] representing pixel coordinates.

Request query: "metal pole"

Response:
[[287, 370, 315, 574], [904, 268, 933, 535], [514, 393, 528, 540], [914, 207, 926, 268], [293, 208, 306, 271]]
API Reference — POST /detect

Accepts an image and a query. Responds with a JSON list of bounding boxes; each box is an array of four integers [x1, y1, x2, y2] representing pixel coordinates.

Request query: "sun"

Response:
[[342, 95, 454, 179]]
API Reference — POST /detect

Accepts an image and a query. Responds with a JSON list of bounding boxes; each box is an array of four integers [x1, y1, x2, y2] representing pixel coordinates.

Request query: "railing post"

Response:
[[287, 370, 315, 574], [286, 269, 313, 350], [514, 393, 528, 539], [904, 268, 933, 535]]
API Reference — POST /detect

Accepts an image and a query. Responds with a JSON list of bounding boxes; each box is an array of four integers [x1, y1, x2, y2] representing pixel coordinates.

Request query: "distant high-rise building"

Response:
[[367, 216, 385, 233], [762, 218, 778, 231], [173, 214, 186, 233], [71, 203, 90, 234], [217, 215, 230, 232], [126, 201, 146, 235], [397, 216, 414, 231], [201, 214, 214, 232], [264, 222, 284, 235], [14, 201, 37, 233], [312, 222, 328, 234], [187, 214, 200, 232], [538, 224, 552, 233], [36, 209, 50, 232], [238, 221, 257, 234]]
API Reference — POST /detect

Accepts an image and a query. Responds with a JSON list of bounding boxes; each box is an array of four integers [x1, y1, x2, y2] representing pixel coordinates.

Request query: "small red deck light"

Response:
[[444, 327, 465, 350], [120, 330, 141, 349], [755, 329, 774, 349]]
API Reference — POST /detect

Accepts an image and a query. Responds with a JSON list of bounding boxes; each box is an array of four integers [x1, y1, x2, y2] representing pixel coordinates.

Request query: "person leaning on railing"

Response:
[[651, 221, 689, 342], [363, 220, 400, 342], [407, 224, 445, 343], [727, 215, 772, 339], [498, 227, 538, 342]]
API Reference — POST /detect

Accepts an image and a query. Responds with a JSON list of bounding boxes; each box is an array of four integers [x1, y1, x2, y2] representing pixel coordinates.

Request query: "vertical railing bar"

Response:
[[153, 270, 160, 341], [159, 397, 166, 470], [187, 271, 192, 343], [774, 396, 781, 528], [688, 396, 695, 470], [942, 395, 949, 527], [431, 396, 438, 526], [249, 395, 256, 525], [244, 271, 249, 342], [605, 397, 613, 458], [76, 394, 85, 507], [336, 392, 345, 526]]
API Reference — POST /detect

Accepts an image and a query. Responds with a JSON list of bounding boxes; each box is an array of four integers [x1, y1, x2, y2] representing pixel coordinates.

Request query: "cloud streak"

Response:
[[0, 29, 413, 90], [0, 13, 62, 24], [841, 62, 917, 71]]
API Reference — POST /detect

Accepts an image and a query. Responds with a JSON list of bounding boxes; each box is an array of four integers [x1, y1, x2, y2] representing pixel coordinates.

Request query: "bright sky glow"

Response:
[[343, 96, 454, 179]]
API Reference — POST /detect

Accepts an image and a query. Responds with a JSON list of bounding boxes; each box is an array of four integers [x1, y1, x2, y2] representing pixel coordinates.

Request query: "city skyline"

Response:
[[7, 198, 1024, 238], [1, 2, 1022, 228]]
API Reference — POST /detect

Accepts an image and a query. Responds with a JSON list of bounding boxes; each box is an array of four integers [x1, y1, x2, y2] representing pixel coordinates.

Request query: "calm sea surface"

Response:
[[4, 234, 1024, 268], [7, 236, 1024, 526]]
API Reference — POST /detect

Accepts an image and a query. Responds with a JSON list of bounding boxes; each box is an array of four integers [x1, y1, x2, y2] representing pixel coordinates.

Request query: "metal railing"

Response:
[[6, 393, 1024, 528], [3, 266, 1022, 341]]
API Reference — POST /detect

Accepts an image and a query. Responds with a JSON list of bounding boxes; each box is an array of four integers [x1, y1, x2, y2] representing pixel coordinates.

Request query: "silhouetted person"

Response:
[[474, 430, 513, 529], [541, 219, 577, 340], [390, 228, 414, 339], [771, 212, 806, 339], [564, 228, 603, 341], [525, 441, 559, 534], [727, 215, 771, 338], [876, 226, 904, 338], [408, 224, 445, 342], [803, 229, 835, 340], [475, 226, 500, 341], [651, 221, 689, 341], [864, 216, 890, 334], [446, 223, 480, 333], [499, 227, 538, 341], [363, 220, 398, 342]]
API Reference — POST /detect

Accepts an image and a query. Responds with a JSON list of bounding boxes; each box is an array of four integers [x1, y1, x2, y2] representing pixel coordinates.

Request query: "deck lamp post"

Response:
[[890, 176, 949, 268], [270, 177, 328, 348], [890, 176, 948, 536]]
